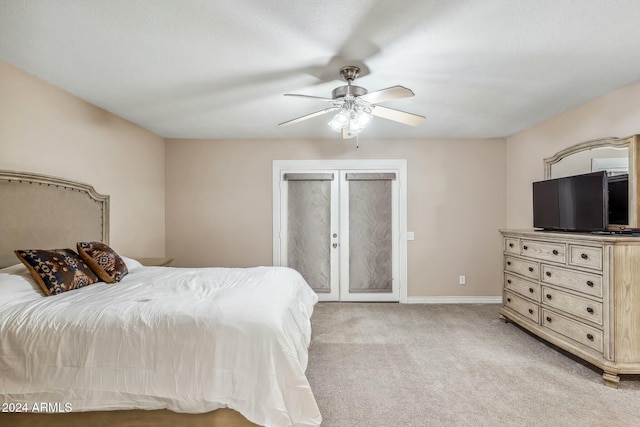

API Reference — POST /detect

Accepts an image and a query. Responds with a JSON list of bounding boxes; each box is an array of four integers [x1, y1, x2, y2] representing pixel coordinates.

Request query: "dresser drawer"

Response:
[[504, 237, 519, 254], [541, 265, 603, 298], [569, 245, 603, 271], [521, 239, 566, 264], [505, 256, 539, 280], [504, 291, 539, 323], [541, 286, 603, 325], [505, 273, 540, 302], [542, 309, 603, 353]]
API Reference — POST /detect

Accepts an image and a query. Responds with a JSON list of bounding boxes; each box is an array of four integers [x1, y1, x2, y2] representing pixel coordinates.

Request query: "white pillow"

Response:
[[0, 263, 28, 274], [120, 256, 143, 271], [0, 264, 44, 300]]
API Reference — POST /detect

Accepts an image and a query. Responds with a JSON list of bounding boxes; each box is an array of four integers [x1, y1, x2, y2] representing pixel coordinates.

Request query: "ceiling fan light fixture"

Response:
[[329, 105, 373, 135], [354, 109, 373, 129], [328, 109, 350, 131], [347, 123, 363, 135]]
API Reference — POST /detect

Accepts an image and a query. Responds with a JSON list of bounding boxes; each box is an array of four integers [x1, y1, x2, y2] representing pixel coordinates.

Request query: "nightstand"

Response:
[[137, 257, 174, 267]]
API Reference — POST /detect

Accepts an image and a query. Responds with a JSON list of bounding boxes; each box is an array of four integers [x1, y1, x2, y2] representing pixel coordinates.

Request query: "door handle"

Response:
[[333, 243, 338, 248]]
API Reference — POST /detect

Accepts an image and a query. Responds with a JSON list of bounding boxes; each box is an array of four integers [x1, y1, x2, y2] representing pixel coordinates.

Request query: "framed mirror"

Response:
[[543, 135, 640, 229]]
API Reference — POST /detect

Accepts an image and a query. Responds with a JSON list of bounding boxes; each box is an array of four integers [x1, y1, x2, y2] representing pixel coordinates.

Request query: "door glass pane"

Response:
[[348, 179, 392, 293], [287, 180, 331, 292]]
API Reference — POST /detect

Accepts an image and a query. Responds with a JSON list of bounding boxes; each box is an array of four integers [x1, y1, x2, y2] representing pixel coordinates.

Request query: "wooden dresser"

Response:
[[500, 229, 640, 387]]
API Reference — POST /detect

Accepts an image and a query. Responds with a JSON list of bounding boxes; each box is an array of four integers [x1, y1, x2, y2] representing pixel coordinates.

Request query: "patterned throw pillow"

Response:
[[14, 249, 100, 296], [77, 241, 128, 283]]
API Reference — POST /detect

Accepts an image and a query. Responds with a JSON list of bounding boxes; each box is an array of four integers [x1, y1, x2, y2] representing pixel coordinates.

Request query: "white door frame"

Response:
[[273, 159, 408, 303]]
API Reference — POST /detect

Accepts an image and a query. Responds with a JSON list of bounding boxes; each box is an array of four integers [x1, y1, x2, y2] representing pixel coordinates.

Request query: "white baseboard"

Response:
[[406, 296, 502, 304]]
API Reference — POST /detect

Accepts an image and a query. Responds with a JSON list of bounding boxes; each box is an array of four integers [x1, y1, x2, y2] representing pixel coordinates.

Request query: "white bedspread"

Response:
[[0, 263, 321, 427]]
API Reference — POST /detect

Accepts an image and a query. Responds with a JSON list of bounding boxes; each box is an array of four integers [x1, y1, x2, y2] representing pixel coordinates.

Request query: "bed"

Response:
[[0, 170, 321, 427]]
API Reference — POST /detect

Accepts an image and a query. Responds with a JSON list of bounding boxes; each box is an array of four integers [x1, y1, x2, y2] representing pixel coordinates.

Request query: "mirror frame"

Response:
[[543, 135, 640, 229]]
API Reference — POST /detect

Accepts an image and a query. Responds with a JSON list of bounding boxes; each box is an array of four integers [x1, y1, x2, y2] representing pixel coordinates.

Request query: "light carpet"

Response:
[[306, 303, 640, 427]]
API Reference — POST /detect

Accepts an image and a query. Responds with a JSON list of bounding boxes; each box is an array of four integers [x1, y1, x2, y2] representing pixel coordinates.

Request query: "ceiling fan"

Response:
[[279, 66, 426, 139]]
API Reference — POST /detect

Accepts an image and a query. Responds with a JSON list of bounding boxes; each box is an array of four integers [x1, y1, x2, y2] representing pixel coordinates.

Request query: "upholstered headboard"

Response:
[[0, 170, 109, 268]]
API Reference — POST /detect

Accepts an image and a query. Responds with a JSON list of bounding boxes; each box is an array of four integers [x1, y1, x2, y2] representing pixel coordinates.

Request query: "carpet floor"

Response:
[[305, 303, 640, 427]]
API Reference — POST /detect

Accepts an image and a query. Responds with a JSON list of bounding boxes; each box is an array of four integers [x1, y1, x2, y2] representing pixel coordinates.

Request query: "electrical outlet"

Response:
[[407, 231, 415, 241], [459, 275, 466, 285]]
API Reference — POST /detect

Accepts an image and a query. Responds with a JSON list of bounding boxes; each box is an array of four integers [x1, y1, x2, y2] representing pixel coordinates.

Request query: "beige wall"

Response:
[[506, 79, 640, 228], [166, 138, 506, 297], [7, 52, 639, 298], [0, 61, 166, 258]]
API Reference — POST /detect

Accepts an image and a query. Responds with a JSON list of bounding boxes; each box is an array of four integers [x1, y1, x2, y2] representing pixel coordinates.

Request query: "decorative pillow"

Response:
[[14, 249, 100, 296], [77, 241, 128, 283]]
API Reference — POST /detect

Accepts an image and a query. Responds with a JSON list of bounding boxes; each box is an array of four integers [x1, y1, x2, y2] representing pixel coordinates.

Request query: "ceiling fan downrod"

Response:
[[332, 66, 368, 99]]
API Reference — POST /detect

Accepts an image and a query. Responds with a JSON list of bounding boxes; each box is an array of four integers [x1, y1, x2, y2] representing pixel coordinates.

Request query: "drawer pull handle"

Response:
[[529, 288, 534, 293], [546, 294, 552, 300], [523, 245, 528, 250], [507, 261, 511, 266], [586, 280, 594, 287], [581, 253, 589, 260], [528, 267, 534, 272], [552, 249, 559, 255], [507, 298, 512, 303], [545, 271, 552, 277], [587, 307, 594, 314], [509, 243, 514, 248], [587, 333, 594, 341], [528, 309, 534, 315], [507, 279, 512, 284], [546, 316, 552, 322]]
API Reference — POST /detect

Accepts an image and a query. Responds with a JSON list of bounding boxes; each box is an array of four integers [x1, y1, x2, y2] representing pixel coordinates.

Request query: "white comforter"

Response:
[[0, 261, 321, 427]]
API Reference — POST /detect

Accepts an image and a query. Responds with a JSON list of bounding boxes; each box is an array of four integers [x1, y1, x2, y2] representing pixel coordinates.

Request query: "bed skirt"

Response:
[[0, 408, 261, 427]]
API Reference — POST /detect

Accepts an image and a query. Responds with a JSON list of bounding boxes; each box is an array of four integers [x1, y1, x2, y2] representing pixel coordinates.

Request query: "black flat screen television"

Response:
[[533, 171, 608, 232]]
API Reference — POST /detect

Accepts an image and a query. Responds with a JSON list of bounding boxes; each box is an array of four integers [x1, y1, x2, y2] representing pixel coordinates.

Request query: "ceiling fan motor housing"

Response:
[[332, 85, 368, 99]]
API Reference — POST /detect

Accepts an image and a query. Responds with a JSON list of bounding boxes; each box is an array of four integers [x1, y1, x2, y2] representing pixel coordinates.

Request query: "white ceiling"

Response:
[[2, 0, 640, 140]]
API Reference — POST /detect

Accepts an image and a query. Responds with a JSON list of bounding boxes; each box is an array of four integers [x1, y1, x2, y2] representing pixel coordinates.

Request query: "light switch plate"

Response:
[[407, 231, 415, 241]]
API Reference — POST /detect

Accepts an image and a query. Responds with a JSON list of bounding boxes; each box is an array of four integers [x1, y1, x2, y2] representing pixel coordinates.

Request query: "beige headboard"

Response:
[[0, 170, 109, 268]]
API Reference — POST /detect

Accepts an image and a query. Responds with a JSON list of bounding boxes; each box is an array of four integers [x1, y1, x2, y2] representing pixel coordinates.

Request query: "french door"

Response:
[[273, 160, 407, 302]]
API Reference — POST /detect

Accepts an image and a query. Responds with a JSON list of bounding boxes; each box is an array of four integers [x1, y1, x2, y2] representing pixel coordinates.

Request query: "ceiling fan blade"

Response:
[[278, 107, 339, 126], [284, 93, 335, 102], [371, 105, 426, 127], [359, 85, 415, 104]]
